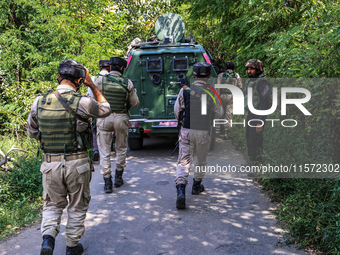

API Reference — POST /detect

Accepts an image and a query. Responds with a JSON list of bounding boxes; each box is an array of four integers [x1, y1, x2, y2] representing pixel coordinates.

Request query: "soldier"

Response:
[[27, 60, 111, 255], [217, 61, 243, 140], [244, 59, 271, 164], [88, 59, 110, 162], [95, 56, 139, 193], [174, 62, 222, 210]]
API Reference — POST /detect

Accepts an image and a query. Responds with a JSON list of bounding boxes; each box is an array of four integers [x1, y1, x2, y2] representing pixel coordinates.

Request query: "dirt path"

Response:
[[0, 137, 306, 255]]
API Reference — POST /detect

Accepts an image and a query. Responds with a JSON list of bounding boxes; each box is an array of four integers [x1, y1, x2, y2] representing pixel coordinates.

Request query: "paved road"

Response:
[[0, 136, 306, 255]]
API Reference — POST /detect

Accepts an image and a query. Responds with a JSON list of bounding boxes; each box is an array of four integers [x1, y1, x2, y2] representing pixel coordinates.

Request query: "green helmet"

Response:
[[245, 59, 263, 73]]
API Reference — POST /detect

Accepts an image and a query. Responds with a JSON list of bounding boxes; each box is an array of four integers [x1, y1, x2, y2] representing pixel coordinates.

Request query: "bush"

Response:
[[0, 136, 42, 239]]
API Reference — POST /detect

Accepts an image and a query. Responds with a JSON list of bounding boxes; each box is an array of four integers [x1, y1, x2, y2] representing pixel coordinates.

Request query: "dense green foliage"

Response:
[[0, 0, 171, 134], [174, 0, 340, 78], [0, 0, 339, 253], [0, 136, 42, 239]]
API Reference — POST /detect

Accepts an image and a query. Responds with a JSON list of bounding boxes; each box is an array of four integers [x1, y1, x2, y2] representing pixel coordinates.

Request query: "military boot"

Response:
[[114, 169, 124, 187], [103, 176, 113, 193], [192, 180, 205, 195], [40, 235, 55, 255], [92, 150, 99, 162], [66, 243, 84, 255], [176, 184, 186, 209]]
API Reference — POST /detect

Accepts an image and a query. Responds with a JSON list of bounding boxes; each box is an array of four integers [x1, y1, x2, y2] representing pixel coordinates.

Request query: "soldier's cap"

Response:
[[245, 59, 263, 72], [225, 61, 235, 70], [58, 60, 86, 78], [109, 57, 127, 68], [193, 62, 211, 76], [99, 59, 110, 67]]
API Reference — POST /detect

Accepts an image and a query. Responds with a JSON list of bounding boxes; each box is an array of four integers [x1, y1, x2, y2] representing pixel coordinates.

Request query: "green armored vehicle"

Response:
[[124, 13, 217, 150]]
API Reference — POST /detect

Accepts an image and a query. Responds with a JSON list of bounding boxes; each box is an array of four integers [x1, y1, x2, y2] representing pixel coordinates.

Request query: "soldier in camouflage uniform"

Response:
[[244, 59, 271, 164], [174, 63, 222, 210], [217, 61, 243, 140], [28, 60, 111, 255], [95, 57, 139, 193]]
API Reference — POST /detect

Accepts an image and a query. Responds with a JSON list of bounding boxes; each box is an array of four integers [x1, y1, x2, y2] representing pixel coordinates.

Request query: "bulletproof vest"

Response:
[[182, 85, 213, 130], [244, 74, 267, 111], [37, 91, 91, 153], [102, 75, 129, 113], [220, 70, 236, 95]]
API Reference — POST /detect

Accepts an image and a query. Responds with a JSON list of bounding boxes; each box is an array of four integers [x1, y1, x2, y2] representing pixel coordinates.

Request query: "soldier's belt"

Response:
[[43, 152, 88, 162]]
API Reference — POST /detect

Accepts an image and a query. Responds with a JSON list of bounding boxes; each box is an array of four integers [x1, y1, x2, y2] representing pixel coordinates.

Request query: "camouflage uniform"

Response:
[[27, 84, 111, 248]]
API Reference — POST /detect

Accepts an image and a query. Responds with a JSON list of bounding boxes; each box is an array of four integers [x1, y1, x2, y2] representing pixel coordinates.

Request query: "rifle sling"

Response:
[[106, 76, 129, 92], [54, 91, 90, 124]]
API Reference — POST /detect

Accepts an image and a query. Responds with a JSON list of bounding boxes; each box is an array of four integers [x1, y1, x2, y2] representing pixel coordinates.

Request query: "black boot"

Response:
[[66, 243, 84, 255], [114, 169, 124, 187], [192, 180, 205, 195], [92, 150, 99, 162], [103, 176, 113, 193], [176, 184, 186, 209], [40, 235, 55, 255]]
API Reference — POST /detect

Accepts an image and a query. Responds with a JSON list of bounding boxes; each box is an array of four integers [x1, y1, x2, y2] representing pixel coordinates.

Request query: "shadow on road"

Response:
[[0, 136, 306, 255]]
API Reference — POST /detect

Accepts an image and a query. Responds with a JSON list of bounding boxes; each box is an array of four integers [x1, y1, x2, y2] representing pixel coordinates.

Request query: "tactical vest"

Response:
[[244, 74, 267, 111], [221, 70, 236, 95], [37, 91, 91, 153], [182, 85, 213, 130], [102, 75, 129, 113]]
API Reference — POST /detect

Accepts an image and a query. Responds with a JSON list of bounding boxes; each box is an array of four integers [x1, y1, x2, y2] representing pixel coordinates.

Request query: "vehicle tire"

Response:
[[128, 137, 143, 150]]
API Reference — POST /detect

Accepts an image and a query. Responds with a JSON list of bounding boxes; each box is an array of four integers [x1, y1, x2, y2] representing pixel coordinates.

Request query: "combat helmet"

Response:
[[58, 60, 86, 79], [109, 57, 127, 68], [99, 59, 110, 68], [193, 62, 211, 77], [245, 59, 263, 73], [225, 61, 235, 70]]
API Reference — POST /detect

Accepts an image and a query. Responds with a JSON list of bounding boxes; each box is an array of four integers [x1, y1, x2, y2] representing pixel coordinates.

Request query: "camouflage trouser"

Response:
[[175, 127, 211, 185], [40, 155, 92, 247], [221, 94, 233, 131], [97, 113, 129, 178]]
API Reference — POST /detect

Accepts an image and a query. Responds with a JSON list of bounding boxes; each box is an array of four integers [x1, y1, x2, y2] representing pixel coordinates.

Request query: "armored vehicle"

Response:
[[124, 13, 217, 150]]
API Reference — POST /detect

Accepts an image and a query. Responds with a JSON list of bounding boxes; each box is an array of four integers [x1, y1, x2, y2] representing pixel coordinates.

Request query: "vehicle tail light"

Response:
[[129, 121, 140, 128]]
